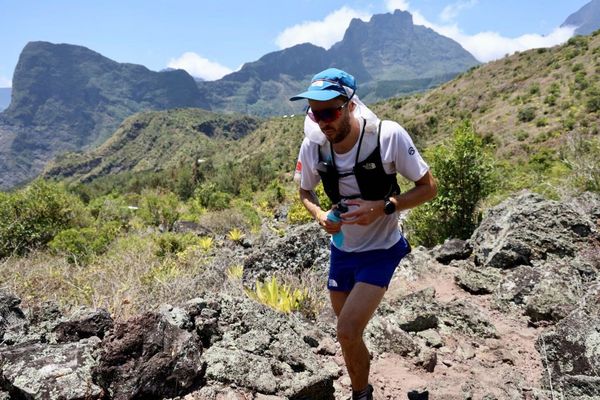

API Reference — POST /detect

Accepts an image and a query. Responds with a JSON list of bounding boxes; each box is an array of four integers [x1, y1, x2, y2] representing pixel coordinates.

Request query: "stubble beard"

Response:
[[326, 113, 352, 144]]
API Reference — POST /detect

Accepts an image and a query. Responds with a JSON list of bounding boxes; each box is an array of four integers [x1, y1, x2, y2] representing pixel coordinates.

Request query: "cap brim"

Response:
[[289, 90, 343, 101]]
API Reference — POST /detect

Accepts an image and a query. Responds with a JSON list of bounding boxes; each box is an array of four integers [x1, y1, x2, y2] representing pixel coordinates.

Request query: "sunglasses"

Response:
[[306, 98, 351, 123]]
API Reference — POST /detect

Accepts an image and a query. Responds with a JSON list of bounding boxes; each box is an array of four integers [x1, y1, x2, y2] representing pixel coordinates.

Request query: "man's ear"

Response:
[[349, 101, 356, 112]]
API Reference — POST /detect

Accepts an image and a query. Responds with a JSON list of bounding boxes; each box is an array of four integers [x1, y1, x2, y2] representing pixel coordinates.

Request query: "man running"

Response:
[[291, 68, 437, 400]]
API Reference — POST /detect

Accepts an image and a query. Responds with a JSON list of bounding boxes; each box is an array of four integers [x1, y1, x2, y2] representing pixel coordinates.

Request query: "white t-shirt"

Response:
[[296, 119, 429, 252]]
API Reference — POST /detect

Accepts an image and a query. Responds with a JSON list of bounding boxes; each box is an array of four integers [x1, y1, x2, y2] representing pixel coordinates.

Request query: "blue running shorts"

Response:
[[327, 236, 411, 292]]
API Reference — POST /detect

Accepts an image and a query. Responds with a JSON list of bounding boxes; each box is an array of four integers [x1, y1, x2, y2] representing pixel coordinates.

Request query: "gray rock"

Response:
[[382, 288, 440, 333], [417, 329, 444, 348], [440, 299, 498, 339], [494, 266, 542, 306], [53, 307, 113, 343], [415, 347, 437, 372], [242, 224, 329, 284], [455, 263, 502, 295], [200, 295, 338, 399], [470, 191, 597, 269], [172, 220, 213, 236], [524, 263, 580, 323], [494, 257, 589, 323], [0, 337, 103, 399], [160, 303, 194, 330], [0, 290, 26, 344], [93, 311, 204, 400], [365, 315, 419, 355], [432, 239, 472, 264], [536, 284, 600, 397]]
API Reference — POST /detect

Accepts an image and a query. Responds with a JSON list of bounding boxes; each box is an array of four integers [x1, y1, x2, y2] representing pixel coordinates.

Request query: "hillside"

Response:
[[372, 32, 600, 168], [44, 109, 261, 184], [46, 32, 600, 197]]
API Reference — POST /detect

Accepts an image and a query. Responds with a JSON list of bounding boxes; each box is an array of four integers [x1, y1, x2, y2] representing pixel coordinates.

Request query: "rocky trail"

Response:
[[335, 261, 547, 399], [1, 191, 599, 400]]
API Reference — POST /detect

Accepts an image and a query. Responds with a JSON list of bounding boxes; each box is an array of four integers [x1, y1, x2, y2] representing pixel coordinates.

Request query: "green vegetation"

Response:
[[406, 121, 496, 246], [49, 222, 121, 264], [2, 32, 600, 320], [246, 276, 308, 314], [0, 180, 88, 257]]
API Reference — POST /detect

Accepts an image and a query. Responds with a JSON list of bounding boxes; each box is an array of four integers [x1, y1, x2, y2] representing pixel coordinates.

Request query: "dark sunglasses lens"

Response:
[[313, 108, 338, 123]]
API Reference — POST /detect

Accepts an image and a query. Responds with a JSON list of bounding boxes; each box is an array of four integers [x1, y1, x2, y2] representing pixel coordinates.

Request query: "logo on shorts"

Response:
[[328, 279, 338, 287]]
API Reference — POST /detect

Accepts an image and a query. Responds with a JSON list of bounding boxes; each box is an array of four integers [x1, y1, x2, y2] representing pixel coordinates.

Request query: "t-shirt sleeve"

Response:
[[296, 138, 321, 191], [380, 121, 429, 182]]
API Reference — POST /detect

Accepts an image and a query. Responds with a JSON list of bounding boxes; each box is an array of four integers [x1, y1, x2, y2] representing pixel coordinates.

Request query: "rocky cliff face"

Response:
[[562, 0, 600, 36], [1, 190, 598, 399], [0, 41, 208, 189]]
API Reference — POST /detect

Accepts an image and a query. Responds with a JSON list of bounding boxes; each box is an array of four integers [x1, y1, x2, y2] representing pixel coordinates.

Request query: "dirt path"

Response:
[[332, 263, 548, 400]]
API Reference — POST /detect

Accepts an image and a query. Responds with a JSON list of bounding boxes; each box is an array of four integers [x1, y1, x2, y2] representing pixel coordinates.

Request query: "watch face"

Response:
[[384, 200, 395, 215]]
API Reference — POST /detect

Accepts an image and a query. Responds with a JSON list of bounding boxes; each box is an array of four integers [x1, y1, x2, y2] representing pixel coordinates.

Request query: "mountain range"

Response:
[[3, 1, 600, 190], [46, 31, 600, 192], [197, 10, 479, 115], [0, 10, 480, 189]]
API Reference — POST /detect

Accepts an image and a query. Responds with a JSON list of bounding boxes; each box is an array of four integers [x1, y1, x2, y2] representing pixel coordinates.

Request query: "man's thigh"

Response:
[[337, 282, 386, 332]]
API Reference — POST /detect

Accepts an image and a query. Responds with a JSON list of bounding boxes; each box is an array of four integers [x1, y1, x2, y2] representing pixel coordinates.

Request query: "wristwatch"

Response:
[[383, 196, 396, 215]]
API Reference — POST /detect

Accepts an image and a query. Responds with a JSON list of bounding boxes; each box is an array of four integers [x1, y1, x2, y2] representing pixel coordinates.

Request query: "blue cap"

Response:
[[289, 68, 357, 101]]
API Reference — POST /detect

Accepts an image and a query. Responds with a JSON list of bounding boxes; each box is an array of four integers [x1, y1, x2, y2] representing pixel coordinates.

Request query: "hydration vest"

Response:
[[316, 120, 400, 204]]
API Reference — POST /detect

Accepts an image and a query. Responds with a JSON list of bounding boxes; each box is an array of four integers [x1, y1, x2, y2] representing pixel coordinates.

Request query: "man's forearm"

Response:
[[299, 188, 325, 220]]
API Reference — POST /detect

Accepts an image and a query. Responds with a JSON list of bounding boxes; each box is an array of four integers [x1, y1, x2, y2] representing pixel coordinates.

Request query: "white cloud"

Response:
[[456, 27, 576, 62], [274, 1, 577, 64], [275, 6, 371, 50], [382, 1, 577, 62], [440, 0, 478, 22], [0, 76, 11, 88], [385, 0, 410, 12], [167, 52, 233, 81], [416, 17, 576, 62]]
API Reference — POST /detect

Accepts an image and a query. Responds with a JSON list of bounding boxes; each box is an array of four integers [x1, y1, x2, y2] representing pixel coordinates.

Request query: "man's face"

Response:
[[308, 97, 353, 144]]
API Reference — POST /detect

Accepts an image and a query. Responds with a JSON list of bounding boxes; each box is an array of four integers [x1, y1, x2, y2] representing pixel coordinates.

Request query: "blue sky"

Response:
[[0, 0, 591, 87]]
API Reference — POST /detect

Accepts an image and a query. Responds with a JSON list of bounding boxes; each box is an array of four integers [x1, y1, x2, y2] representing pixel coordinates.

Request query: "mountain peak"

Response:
[[561, 0, 600, 36]]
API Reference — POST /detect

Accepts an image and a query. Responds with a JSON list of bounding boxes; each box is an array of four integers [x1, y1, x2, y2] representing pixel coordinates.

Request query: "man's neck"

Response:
[[332, 117, 361, 154]]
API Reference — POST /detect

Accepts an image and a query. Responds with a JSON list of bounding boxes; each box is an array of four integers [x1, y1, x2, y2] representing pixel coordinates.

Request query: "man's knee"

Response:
[[337, 317, 364, 345]]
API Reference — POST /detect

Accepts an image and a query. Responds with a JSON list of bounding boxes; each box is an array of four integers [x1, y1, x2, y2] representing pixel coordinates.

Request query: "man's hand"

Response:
[[316, 209, 343, 234], [339, 199, 384, 225]]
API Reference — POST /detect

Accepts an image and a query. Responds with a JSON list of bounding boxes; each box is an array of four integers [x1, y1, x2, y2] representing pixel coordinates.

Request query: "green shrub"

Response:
[[586, 86, 600, 113], [565, 136, 600, 192], [529, 148, 557, 173], [515, 130, 529, 141], [194, 183, 231, 210], [88, 194, 136, 228], [49, 221, 121, 264], [0, 180, 89, 257], [153, 232, 200, 258], [138, 189, 179, 230], [518, 107, 537, 122], [405, 121, 496, 247]]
